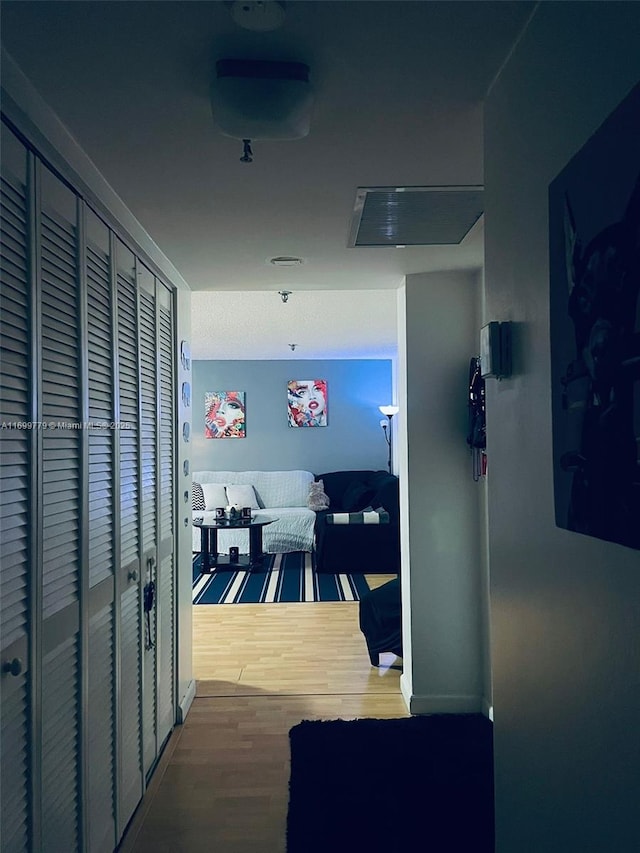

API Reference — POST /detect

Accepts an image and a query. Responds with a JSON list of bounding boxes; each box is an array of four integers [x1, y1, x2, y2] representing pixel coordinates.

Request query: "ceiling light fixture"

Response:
[[289, 343, 297, 351], [211, 58, 314, 162], [278, 290, 292, 303]]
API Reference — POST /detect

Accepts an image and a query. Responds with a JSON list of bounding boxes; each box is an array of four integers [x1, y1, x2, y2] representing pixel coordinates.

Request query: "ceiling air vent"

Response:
[[348, 186, 484, 247]]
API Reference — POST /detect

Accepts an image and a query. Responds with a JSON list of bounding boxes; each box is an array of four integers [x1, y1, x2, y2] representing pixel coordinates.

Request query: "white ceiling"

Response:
[[0, 0, 534, 359], [191, 287, 401, 360]]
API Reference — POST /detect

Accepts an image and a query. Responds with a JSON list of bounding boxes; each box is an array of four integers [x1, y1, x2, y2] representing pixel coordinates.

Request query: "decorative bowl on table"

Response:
[[224, 504, 242, 523]]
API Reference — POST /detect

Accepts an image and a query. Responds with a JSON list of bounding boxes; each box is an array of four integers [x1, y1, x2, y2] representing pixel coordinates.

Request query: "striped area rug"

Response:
[[192, 550, 370, 605]]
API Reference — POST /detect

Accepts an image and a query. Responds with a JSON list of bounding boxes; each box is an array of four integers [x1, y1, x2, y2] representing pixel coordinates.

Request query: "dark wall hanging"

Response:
[[549, 83, 639, 551]]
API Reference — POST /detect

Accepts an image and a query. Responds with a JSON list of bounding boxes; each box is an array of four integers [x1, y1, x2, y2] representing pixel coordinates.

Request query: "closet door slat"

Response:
[[41, 633, 81, 852], [139, 287, 157, 553], [87, 603, 116, 853], [0, 169, 30, 650], [85, 210, 118, 853], [40, 202, 80, 620], [0, 146, 31, 853], [87, 237, 115, 589], [157, 287, 175, 744], [116, 240, 143, 832], [117, 270, 139, 567], [38, 166, 82, 851]]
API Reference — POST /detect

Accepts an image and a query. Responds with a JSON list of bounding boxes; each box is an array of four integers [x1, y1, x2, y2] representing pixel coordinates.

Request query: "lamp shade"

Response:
[[379, 405, 399, 417]]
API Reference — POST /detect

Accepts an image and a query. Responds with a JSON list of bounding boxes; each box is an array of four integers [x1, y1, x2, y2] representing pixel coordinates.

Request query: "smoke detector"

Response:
[[270, 256, 304, 267], [230, 1, 286, 32]]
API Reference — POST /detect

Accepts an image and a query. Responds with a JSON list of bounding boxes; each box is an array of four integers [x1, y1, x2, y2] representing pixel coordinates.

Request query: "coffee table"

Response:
[[193, 516, 278, 572]]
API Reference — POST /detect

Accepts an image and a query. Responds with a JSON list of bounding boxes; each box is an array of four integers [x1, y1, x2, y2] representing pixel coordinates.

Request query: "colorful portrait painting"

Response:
[[287, 379, 328, 428], [549, 83, 639, 550], [205, 391, 246, 439]]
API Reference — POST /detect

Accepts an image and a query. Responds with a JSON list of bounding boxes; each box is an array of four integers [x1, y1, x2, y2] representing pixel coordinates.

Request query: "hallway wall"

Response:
[[484, 4, 640, 850], [398, 270, 486, 713]]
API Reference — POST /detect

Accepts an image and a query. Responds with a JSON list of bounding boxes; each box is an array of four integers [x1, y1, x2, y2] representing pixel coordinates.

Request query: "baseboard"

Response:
[[176, 678, 196, 723], [483, 696, 494, 721], [400, 677, 483, 715]]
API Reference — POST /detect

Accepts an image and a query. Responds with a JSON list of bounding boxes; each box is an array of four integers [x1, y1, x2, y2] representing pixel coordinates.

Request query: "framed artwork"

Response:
[[205, 391, 246, 439], [549, 83, 639, 550], [287, 379, 328, 427]]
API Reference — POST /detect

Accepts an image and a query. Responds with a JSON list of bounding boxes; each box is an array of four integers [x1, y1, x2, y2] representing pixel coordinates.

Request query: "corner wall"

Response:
[[398, 270, 486, 713], [484, 4, 640, 850]]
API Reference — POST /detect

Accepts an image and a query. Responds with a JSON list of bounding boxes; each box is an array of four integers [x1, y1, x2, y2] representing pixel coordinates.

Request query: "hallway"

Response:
[[120, 577, 405, 852]]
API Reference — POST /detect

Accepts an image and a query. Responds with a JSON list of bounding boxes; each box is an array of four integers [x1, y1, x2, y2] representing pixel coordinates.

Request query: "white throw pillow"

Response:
[[225, 483, 260, 509], [202, 482, 228, 510]]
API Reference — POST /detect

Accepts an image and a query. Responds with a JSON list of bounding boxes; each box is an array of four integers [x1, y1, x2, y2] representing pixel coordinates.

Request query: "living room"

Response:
[[187, 271, 488, 692]]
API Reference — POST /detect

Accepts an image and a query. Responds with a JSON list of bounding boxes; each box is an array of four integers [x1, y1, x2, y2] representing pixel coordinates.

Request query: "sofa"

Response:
[[313, 470, 400, 574], [192, 470, 316, 555], [359, 577, 403, 665]]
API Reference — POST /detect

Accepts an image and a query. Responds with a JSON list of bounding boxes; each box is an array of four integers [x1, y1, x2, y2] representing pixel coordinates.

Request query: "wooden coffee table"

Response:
[[193, 516, 277, 573]]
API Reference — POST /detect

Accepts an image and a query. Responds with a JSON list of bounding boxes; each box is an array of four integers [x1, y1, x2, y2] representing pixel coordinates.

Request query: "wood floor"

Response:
[[119, 574, 405, 853]]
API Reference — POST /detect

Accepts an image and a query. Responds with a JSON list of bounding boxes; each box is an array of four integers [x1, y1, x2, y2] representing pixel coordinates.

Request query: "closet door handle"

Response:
[[2, 657, 23, 677]]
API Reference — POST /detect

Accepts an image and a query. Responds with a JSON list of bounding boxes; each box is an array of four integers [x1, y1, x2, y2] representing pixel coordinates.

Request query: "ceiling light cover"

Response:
[[211, 59, 314, 141]]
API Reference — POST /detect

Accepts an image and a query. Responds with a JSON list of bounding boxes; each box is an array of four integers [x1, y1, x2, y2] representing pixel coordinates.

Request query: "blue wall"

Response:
[[192, 359, 392, 474]]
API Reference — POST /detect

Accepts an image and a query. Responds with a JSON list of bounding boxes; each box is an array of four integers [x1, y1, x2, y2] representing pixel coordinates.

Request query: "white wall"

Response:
[[398, 271, 487, 713], [484, 4, 640, 851], [175, 288, 194, 720]]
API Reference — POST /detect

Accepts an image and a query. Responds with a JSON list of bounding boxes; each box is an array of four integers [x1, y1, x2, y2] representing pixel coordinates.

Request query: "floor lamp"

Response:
[[379, 405, 399, 473]]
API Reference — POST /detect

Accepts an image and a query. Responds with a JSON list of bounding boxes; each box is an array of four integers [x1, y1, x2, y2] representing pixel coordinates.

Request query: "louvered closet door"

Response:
[[0, 123, 32, 853], [1, 116, 178, 852], [39, 164, 82, 852], [85, 208, 117, 853], [138, 263, 158, 776], [115, 238, 144, 833], [156, 281, 175, 746]]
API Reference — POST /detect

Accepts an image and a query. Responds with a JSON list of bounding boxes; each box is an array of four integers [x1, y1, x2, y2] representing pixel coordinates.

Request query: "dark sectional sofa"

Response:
[[313, 470, 400, 574]]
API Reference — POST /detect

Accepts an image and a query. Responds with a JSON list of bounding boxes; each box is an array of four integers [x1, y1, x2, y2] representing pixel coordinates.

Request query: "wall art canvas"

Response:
[[205, 391, 246, 438], [287, 379, 328, 427], [549, 83, 639, 550]]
